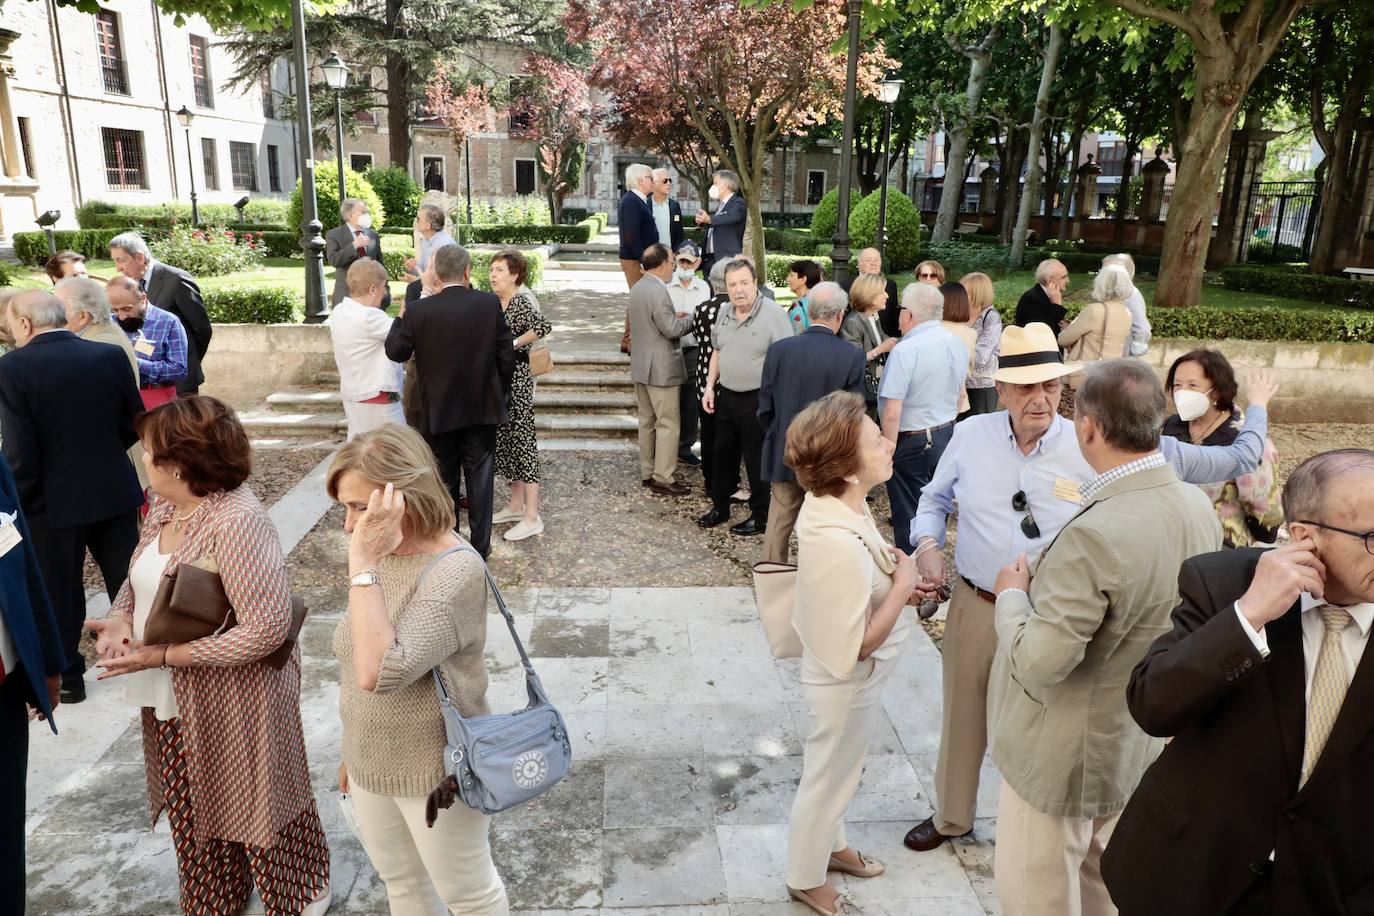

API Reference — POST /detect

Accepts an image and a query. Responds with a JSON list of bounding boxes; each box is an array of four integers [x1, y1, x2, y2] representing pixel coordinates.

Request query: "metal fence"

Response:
[[1243, 180, 1321, 262]]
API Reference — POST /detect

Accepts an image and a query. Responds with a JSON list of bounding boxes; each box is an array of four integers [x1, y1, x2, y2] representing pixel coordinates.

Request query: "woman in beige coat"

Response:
[[1055, 263, 1134, 416], [784, 391, 920, 916]]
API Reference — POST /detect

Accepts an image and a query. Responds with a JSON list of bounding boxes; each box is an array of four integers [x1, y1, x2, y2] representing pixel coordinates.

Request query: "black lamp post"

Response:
[[874, 73, 903, 260], [831, 0, 863, 285], [290, 0, 328, 322], [175, 106, 200, 225], [321, 52, 350, 223]]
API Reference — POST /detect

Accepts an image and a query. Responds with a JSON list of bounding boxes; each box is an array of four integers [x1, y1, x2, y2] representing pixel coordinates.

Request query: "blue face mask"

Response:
[[674, 267, 696, 281]]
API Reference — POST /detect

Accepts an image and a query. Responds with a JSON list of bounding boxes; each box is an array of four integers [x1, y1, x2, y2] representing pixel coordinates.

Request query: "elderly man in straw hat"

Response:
[[900, 322, 1281, 857]]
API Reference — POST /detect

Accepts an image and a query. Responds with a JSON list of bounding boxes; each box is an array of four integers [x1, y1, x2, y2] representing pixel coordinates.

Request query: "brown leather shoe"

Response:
[[903, 817, 969, 851], [642, 479, 653, 487], [648, 480, 690, 497]]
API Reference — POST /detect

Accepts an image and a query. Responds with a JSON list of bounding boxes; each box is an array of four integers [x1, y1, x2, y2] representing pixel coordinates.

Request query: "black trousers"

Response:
[[0, 670, 29, 913], [426, 425, 497, 557], [1228, 871, 1271, 915], [710, 387, 769, 519], [28, 511, 139, 687], [963, 386, 999, 417], [699, 404, 717, 496], [678, 348, 699, 458]]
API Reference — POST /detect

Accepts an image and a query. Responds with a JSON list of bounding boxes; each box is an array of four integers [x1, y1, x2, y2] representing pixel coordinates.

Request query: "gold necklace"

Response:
[[172, 501, 209, 533]]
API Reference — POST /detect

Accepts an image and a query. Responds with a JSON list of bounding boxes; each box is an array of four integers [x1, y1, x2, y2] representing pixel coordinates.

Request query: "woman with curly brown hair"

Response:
[[88, 396, 330, 915]]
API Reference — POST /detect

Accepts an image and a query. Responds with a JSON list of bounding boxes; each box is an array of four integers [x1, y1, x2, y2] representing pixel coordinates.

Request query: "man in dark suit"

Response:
[[109, 232, 213, 396], [1102, 448, 1374, 916], [1014, 258, 1069, 329], [326, 197, 391, 309], [385, 244, 514, 558], [697, 169, 747, 277], [618, 163, 659, 290], [651, 168, 684, 254], [0, 290, 143, 704], [757, 281, 865, 562], [0, 450, 65, 913]]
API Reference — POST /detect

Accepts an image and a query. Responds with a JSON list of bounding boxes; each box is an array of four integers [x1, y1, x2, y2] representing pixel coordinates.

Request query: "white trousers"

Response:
[[994, 781, 1119, 916], [343, 399, 406, 440], [785, 649, 898, 889], [351, 782, 510, 916]]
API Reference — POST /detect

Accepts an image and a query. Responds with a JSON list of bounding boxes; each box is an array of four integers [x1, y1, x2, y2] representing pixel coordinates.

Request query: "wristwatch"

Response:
[[349, 569, 381, 588]]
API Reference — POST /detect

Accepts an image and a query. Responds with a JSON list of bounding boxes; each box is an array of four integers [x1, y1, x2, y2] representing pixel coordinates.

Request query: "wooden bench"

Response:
[[1341, 267, 1374, 282], [955, 222, 982, 235]]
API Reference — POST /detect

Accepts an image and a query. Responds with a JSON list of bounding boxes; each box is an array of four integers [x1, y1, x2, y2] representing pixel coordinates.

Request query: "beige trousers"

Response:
[[994, 781, 1119, 916], [635, 382, 681, 485], [620, 258, 644, 290], [933, 578, 998, 835], [762, 480, 806, 563], [786, 649, 898, 889], [352, 782, 510, 915]]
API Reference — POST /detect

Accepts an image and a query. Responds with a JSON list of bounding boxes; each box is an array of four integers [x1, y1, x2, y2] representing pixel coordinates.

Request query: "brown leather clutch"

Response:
[[143, 563, 308, 670]]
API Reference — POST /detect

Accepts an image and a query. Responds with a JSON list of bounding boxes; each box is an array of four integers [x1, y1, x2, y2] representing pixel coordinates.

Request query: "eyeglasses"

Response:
[[917, 272, 938, 280], [1295, 520, 1374, 555], [1012, 490, 1040, 539]]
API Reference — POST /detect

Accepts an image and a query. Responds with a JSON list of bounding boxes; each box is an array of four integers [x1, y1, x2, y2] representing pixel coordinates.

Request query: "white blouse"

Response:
[[126, 543, 179, 720]]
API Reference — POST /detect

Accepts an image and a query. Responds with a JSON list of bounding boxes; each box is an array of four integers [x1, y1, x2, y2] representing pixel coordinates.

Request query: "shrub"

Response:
[[1220, 265, 1374, 309], [74, 200, 119, 228], [809, 186, 859, 241], [456, 197, 551, 227], [150, 225, 265, 277], [920, 241, 1014, 278], [75, 199, 290, 229], [988, 301, 1374, 345], [464, 222, 595, 245], [848, 187, 922, 271], [764, 253, 833, 287], [12, 228, 136, 265], [203, 287, 298, 324], [470, 249, 545, 289], [364, 166, 422, 228], [1029, 247, 1161, 276], [0, 261, 15, 286], [289, 161, 385, 236], [257, 231, 302, 258], [765, 227, 817, 254]]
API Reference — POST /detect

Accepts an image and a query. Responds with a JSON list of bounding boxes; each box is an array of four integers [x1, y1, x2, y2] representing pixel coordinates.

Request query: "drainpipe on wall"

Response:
[[46, 0, 83, 208], [149, 1, 178, 200]]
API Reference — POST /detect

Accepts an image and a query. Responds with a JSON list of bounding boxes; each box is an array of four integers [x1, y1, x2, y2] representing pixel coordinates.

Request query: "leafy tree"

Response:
[[508, 54, 597, 224], [289, 160, 384, 235], [849, 187, 923, 270], [52, 0, 320, 31], [809, 186, 860, 241], [364, 166, 422, 227]]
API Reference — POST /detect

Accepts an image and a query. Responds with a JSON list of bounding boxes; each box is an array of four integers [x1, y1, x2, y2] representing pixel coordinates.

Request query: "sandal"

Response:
[[828, 849, 884, 878], [787, 885, 858, 915]]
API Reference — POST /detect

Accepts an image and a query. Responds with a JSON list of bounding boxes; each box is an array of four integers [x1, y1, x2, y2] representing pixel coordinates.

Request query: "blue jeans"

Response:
[[886, 424, 954, 555]]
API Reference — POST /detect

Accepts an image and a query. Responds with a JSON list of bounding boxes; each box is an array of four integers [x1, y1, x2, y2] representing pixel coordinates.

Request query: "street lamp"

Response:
[[291, 0, 329, 322], [874, 73, 903, 260], [321, 52, 350, 224], [831, 0, 864, 284], [175, 105, 200, 225]]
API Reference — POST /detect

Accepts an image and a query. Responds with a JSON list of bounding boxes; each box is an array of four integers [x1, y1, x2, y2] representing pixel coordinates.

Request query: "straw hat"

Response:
[[993, 322, 1081, 385]]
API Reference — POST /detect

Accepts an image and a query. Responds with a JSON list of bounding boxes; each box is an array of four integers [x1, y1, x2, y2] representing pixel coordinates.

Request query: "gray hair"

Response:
[[722, 258, 756, 283], [806, 281, 848, 323], [54, 277, 114, 326], [713, 169, 741, 194], [340, 197, 366, 220], [418, 204, 446, 231], [625, 163, 652, 188], [108, 231, 151, 260], [1034, 258, 1066, 286], [1075, 358, 1166, 453], [1102, 253, 1136, 279], [431, 243, 470, 283], [1282, 448, 1374, 523], [708, 258, 730, 295], [1092, 264, 1135, 303], [10, 289, 69, 331], [900, 281, 944, 323]]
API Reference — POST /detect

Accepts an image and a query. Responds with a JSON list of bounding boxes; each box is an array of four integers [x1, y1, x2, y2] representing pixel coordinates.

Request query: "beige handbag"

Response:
[[752, 561, 803, 659], [528, 345, 554, 377]]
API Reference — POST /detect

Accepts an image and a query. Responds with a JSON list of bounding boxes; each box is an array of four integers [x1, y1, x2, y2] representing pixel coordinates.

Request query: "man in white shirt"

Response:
[[667, 242, 711, 464], [326, 258, 404, 439]]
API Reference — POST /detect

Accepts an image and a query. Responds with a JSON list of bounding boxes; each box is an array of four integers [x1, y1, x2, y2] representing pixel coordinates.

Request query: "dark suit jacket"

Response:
[[757, 326, 866, 483], [1102, 548, 1374, 916], [385, 285, 515, 435], [0, 453, 64, 729], [617, 192, 658, 261], [144, 260, 212, 394], [705, 193, 746, 260], [1014, 283, 1066, 329], [841, 274, 901, 337], [0, 331, 143, 528], [666, 197, 684, 253], [325, 224, 392, 309]]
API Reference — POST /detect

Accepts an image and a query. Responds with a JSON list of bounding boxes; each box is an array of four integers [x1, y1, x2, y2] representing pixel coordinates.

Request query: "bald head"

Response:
[[7, 289, 68, 346], [856, 248, 882, 276], [106, 275, 148, 324]]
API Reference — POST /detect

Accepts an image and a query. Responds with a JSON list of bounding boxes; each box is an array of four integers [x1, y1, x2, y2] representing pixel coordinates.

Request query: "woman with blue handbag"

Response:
[[328, 424, 510, 915]]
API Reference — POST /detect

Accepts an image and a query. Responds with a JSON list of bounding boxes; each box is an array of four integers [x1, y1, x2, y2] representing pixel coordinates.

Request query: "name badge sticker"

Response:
[[134, 337, 155, 356], [0, 511, 21, 557], [1051, 477, 1083, 504]]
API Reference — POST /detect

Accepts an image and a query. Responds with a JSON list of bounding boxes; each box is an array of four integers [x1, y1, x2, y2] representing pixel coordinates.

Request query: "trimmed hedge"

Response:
[[75, 199, 290, 228], [987, 301, 1374, 345], [809, 186, 859, 241], [1221, 265, 1374, 309], [203, 287, 297, 324], [849, 187, 922, 271], [913, 241, 1161, 279], [364, 166, 422, 228], [377, 248, 546, 290], [464, 222, 596, 245], [12, 228, 137, 265], [765, 253, 833, 287], [765, 227, 817, 254], [1031, 247, 1161, 276]]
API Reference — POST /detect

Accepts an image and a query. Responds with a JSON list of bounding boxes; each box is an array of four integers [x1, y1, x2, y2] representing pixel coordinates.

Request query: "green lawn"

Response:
[[13, 258, 411, 300]]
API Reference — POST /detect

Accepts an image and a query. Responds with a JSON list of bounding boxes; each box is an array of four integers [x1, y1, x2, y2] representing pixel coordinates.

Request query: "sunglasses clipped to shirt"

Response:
[[1013, 490, 1040, 540]]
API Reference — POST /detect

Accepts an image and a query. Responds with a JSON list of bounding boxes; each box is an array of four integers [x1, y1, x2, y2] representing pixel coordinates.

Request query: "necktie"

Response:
[[354, 229, 366, 258], [1299, 606, 1353, 786], [138, 277, 146, 293]]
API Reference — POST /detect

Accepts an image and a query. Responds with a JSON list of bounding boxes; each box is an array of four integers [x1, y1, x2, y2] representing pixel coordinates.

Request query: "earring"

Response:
[[845, 476, 860, 485], [173, 469, 182, 480]]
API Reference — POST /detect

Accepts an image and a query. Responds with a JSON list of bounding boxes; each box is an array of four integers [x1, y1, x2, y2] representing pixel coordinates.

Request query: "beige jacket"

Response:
[[626, 274, 692, 387], [1058, 300, 1132, 387], [988, 462, 1221, 819], [792, 492, 897, 678]]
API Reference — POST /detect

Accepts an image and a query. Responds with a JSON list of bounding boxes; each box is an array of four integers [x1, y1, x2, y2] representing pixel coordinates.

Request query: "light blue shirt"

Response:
[[914, 406, 1270, 590], [417, 229, 457, 273], [652, 197, 673, 252], [878, 320, 968, 430]]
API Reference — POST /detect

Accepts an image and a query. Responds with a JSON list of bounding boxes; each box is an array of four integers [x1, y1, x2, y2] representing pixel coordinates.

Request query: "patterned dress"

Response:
[[495, 290, 553, 483], [110, 487, 328, 914]]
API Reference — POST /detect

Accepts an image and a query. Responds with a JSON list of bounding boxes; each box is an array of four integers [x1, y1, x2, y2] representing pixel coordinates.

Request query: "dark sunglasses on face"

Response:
[[1013, 490, 1040, 539], [918, 272, 938, 279]]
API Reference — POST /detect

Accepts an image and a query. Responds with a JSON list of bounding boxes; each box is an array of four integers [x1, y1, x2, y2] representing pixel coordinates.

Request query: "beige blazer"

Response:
[[79, 321, 149, 489], [626, 275, 692, 387], [988, 463, 1221, 819], [1058, 300, 1133, 386], [792, 492, 897, 678]]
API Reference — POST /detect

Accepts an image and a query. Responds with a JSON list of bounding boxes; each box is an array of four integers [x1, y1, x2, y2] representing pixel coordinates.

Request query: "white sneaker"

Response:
[[492, 505, 525, 524], [504, 517, 545, 541]]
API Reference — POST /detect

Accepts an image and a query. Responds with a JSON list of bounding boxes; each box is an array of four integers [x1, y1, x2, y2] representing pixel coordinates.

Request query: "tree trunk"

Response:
[[1011, 22, 1064, 267], [997, 132, 1026, 243], [1308, 49, 1374, 273], [932, 31, 997, 242], [385, 52, 412, 167], [1057, 124, 1083, 242]]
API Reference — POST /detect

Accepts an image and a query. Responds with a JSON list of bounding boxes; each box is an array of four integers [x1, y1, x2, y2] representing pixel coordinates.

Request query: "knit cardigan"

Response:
[[334, 546, 492, 797]]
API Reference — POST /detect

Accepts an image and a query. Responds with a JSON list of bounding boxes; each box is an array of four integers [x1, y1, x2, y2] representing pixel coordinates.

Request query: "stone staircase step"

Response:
[[553, 350, 630, 367], [533, 413, 636, 438], [545, 260, 627, 272], [266, 388, 343, 410], [267, 387, 636, 415], [555, 243, 619, 255], [238, 410, 347, 436], [538, 370, 633, 392]]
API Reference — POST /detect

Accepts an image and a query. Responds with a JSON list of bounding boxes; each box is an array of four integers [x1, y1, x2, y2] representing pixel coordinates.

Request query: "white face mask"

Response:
[[355, 213, 373, 229], [1173, 389, 1213, 422], [674, 267, 695, 281], [708, 185, 721, 201]]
